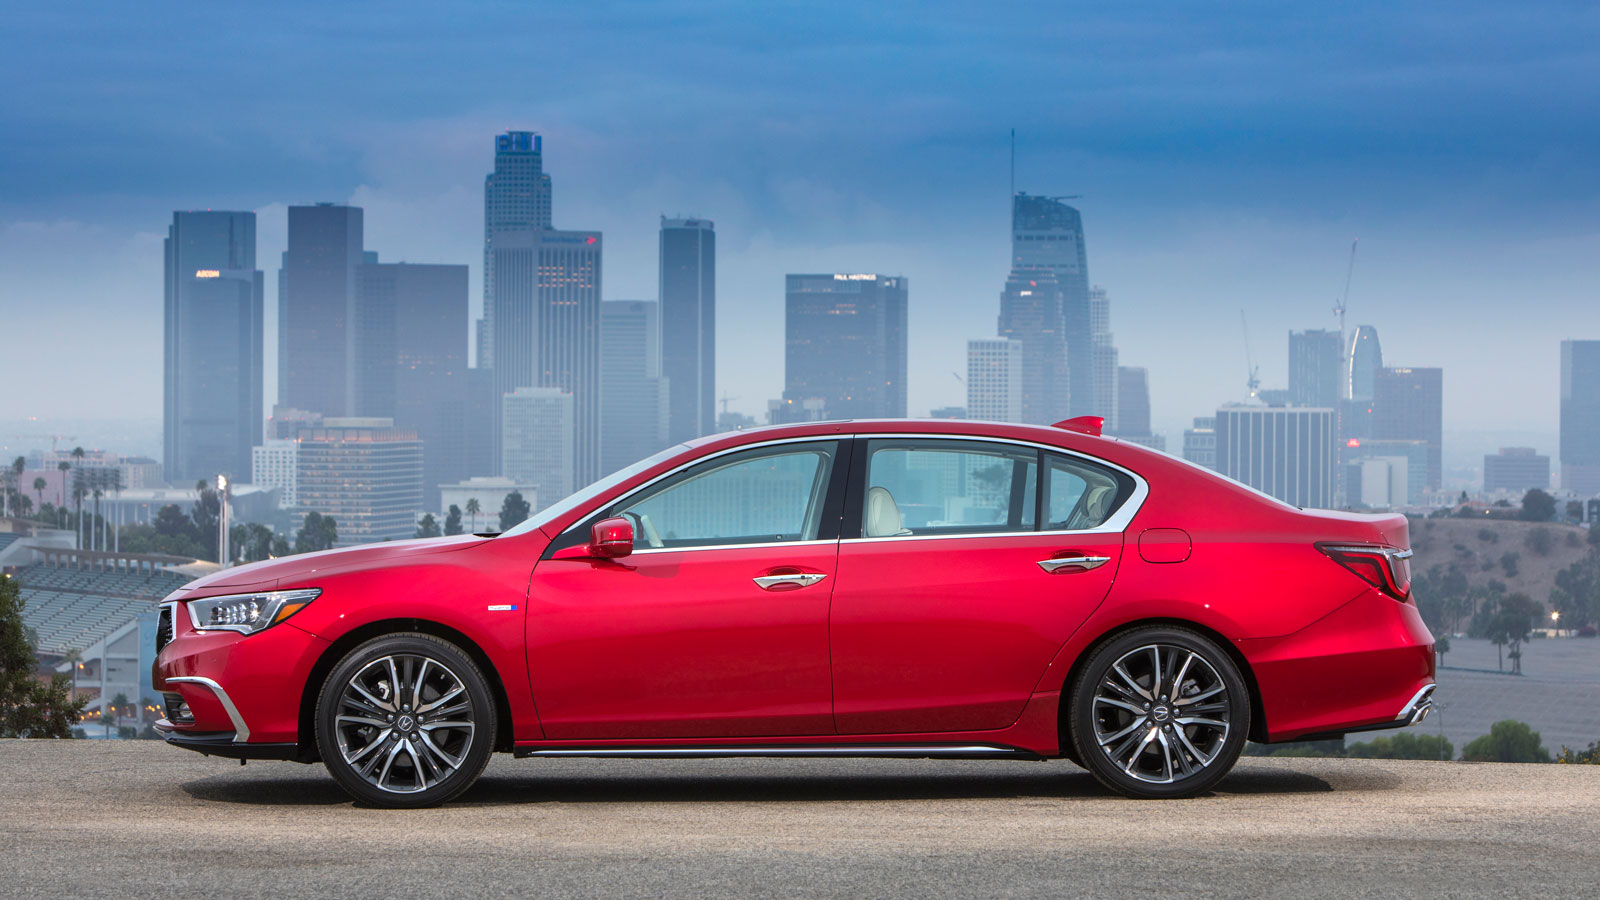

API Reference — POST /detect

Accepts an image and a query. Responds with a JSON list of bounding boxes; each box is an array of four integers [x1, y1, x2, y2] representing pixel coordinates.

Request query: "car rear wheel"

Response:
[[315, 633, 496, 808], [1068, 626, 1250, 799]]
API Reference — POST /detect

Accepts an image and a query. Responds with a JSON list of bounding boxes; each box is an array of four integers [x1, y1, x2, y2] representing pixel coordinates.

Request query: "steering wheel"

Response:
[[623, 511, 664, 548]]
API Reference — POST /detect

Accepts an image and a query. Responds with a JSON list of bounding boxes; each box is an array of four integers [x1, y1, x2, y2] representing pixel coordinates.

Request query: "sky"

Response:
[[2, 0, 1598, 466]]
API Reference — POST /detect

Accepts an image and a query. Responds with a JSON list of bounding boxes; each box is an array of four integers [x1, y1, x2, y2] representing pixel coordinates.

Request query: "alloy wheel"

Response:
[[1091, 643, 1232, 784], [332, 652, 478, 795]]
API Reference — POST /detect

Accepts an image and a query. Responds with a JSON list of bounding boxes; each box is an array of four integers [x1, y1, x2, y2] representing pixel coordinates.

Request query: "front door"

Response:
[[829, 438, 1132, 735], [526, 440, 846, 740]]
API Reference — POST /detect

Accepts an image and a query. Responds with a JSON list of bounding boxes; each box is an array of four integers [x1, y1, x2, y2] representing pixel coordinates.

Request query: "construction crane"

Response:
[[7, 434, 77, 453], [718, 393, 739, 417], [1333, 238, 1358, 341], [1240, 311, 1261, 401]]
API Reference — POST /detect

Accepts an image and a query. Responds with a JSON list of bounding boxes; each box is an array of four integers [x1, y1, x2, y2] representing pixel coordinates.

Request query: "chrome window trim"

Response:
[[165, 675, 250, 742], [557, 430, 1150, 547], [628, 538, 838, 556], [556, 436, 849, 545]]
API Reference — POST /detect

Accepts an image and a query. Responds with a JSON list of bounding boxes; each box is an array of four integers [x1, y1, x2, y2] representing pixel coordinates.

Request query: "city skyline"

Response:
[[4, 2, 1599, 454]]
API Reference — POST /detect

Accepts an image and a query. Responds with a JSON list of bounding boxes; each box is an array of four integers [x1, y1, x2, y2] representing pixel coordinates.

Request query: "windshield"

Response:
[[499, 444, 691, 538]]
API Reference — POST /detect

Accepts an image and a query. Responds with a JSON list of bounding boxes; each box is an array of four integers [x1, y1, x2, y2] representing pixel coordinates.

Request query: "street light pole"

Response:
[[217, 475, 230, 567]]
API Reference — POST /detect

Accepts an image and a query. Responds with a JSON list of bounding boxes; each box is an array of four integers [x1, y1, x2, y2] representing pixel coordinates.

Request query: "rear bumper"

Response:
[[1242, 587, 1436, 742]]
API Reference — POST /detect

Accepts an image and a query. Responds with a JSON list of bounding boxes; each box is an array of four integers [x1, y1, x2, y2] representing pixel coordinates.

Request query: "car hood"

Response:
[[171, 534, 493, 595]]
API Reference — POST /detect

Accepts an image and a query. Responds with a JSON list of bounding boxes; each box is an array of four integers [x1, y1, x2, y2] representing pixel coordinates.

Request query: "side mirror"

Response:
[[589, 517, 634, 559]]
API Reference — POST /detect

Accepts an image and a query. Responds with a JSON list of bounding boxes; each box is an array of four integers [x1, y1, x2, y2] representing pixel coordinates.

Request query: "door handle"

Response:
[[752, 573, 828, 590], [1037, 555, 1111, 574]]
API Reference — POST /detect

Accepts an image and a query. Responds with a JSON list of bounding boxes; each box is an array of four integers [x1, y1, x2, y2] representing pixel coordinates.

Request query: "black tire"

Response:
[[315, 632, 496, 808], [1068, 626, 1250, 799]]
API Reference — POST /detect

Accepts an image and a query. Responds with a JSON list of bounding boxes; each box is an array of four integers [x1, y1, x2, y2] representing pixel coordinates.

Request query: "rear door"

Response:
[[829, 438, 1137, 735]]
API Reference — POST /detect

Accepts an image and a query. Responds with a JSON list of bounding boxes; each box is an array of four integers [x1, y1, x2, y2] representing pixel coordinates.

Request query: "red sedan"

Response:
[[153, 418, 1435, 806]]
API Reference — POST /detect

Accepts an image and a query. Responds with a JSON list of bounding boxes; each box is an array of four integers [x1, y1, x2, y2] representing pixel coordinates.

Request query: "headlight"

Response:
[[186, 589, 321, 635]]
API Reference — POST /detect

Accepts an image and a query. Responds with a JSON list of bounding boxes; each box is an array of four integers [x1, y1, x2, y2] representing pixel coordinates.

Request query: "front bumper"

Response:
[[151, 719, 301, 760], [1242, 587, 1437, 742], [153, 602, 330, 750]]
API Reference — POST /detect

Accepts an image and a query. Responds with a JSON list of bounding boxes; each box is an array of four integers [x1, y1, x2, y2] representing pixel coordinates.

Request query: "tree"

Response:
[[443, 505, 463, 536], [70, 447, 85, 548], [1566, 501, 1585, 523], [32, 476, 46, 513], [1500, 551, 1519, 578], [1519, 488, 1556, 522], [1435, 634, 1450, 667], [498, 492, 530, 531], [1347, 732, 1454, 760], [1, 574, 86, 737], [415, 514, 441, 539], [1462, 720, 1549, 763], [1525, 526, 1554, 557], [55, 460, 70, 526], [465, 498, 481, 532], [191, 482, 221, 559], [294, 512, 338, 554]]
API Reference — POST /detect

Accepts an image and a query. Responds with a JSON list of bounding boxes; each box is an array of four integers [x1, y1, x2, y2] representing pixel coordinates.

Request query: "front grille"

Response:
[[156, 604, 174, 654]]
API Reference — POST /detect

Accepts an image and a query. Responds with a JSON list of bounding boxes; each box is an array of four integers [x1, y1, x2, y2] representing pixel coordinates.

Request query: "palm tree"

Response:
[[71, 468, 88, 551], [56, 461, 70, 528], [2, 456, 20, 518], [62, 648, 82, 701], [465, 497, 481, 532], [70, 447, 85, 549], [33, 477, 46, 516], [107, 468, 123, 552], [90, 470, 107, 552]]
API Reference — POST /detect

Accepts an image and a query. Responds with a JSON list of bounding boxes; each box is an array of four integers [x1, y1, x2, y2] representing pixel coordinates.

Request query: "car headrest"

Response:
[[865, 486, 909, 537]]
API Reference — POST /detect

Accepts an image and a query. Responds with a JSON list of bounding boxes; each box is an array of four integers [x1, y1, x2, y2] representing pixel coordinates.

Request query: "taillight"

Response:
[[1318, 543, 1413, 601]]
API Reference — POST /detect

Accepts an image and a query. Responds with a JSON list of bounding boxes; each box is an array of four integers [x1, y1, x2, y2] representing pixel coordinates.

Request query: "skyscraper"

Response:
[[660, 217, 715, 443], [1560, 340, 1600, 494], [482, 132, 603, 486], [1215, 405, 1337, 508], [600, 300, 670, 475], [1372, 366, 1443, 491], [280, 203, 363, 417], [1012, 193, 1094, 417], [1290, 329, 1342, 408], [1090, 286, 1118, 428], [1114, 366, 1152, 437], [966, 338, 1023, 423], [1346, 325, 1383, 401], [482, 131, 552, 370], [355, 260, 471, 510], [997, 267, 1069, 424], [163, 211, 264, 484], [783, 274, 907, 419], [502, 387, 574, 510]]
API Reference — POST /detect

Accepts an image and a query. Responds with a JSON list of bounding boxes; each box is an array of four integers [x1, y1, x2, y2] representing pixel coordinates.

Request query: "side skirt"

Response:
[[513, 743, 1044, 760]]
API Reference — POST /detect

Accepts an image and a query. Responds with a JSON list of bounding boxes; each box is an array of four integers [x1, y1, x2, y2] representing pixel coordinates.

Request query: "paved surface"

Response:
[[2, 742, 1598, 898]]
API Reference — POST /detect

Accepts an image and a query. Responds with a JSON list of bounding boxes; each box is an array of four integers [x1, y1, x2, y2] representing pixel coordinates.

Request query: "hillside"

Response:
[[1407, 516, 1590, 613]]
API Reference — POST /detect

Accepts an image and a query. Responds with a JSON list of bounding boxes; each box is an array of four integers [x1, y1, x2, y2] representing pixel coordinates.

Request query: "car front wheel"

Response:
[[315, 633, 496, 808], [1068, 626, 1250, 799]]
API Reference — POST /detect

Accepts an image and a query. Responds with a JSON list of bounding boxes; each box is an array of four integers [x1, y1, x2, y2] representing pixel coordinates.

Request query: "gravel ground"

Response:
[[1, 740, 1597, 898]]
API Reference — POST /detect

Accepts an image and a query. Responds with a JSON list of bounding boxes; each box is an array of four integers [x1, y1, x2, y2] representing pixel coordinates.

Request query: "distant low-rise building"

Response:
[[251, 440, 299, 508], [1483, 447, 1550, 495], [1214, 405, 1336, 509], [294, 418, 423, 545], [1182, 417, 1217, 469], [438, 476, 537, 526]]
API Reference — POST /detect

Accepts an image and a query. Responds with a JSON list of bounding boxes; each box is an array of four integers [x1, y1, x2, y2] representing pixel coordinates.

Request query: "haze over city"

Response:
[[3, 1, 1598, 462]]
